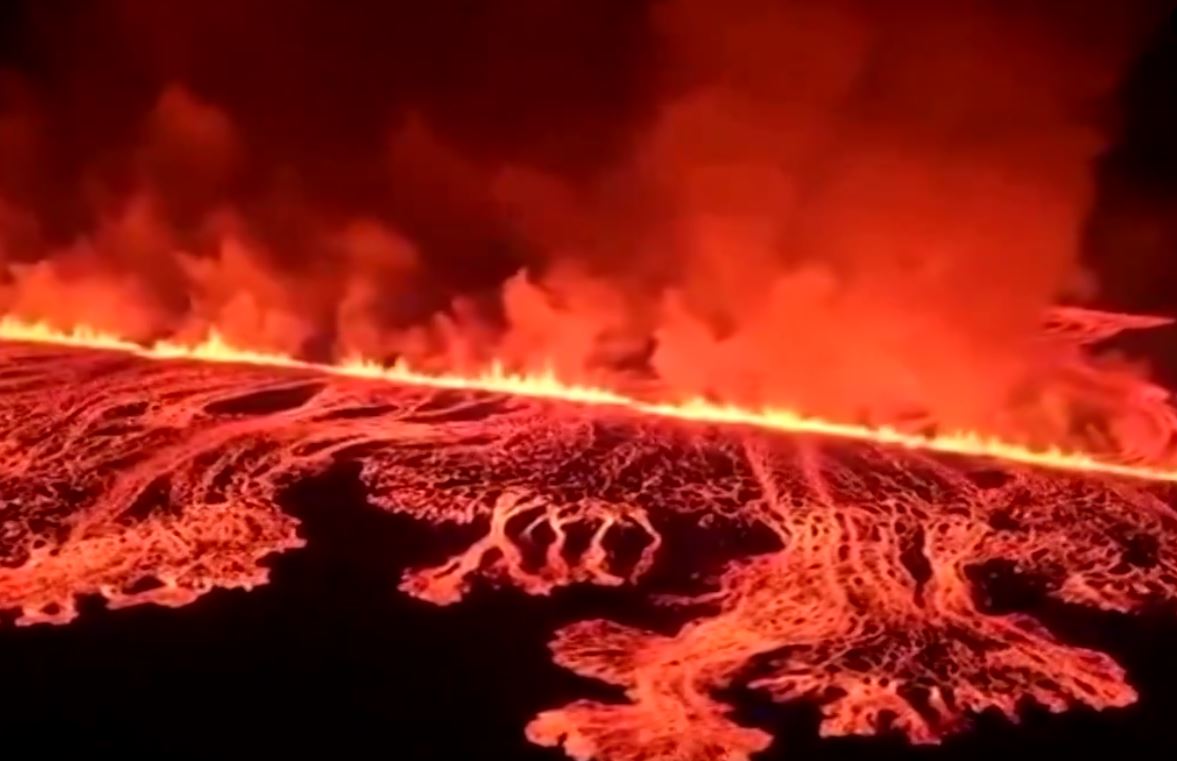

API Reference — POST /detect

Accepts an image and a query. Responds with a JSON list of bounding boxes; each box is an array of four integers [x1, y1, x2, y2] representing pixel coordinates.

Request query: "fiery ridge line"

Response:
[[2, 315, 1176, 483]]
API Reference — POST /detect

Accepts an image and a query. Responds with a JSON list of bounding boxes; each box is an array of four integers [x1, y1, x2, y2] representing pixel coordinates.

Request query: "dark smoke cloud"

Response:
[[490, 0, 1173, 428], [0, 0, 1173, 438], [0, 0, 653, 300], [1085, 13, 1177, 315]]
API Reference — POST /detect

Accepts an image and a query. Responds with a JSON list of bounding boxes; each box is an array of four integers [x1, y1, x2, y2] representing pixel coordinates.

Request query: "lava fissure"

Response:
[[4, 315, 1177, 485], [1, 336, 1176, 760]]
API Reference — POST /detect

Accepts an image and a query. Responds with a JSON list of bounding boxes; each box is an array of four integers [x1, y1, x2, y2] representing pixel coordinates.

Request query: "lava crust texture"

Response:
[[1, 340, 1176, 761]]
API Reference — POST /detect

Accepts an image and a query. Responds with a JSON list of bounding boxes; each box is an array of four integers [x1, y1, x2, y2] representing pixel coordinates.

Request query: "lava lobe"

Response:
[[1, 340, 1175, 761]]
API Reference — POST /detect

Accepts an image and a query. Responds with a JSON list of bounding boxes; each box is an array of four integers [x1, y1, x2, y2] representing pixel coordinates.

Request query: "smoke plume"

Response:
[[0, 0, 1171, 441]]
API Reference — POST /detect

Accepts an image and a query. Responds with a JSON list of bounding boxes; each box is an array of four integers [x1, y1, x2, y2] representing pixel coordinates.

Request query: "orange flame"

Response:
[[3, 314, 1176, 483]]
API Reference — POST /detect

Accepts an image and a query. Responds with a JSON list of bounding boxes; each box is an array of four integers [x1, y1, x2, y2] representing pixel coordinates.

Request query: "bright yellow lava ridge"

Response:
[[3, 315, 1176, 484]]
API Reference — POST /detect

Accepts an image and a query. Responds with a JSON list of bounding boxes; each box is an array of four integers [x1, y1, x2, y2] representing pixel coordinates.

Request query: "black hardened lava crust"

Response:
[[0, 460, 1174, 760]]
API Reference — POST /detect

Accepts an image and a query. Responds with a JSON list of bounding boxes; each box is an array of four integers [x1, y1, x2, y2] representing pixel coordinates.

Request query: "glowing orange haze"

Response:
[[0, 0, 1163, 472], [4, 4, 1177, 759], [3, 314, 1176, 485]]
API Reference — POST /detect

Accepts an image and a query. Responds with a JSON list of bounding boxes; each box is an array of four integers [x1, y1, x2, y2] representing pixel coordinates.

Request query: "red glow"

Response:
[[0, 336, 1174, 761]]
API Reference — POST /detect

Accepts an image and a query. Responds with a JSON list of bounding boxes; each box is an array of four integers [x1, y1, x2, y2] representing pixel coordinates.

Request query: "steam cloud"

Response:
[[0, 0, 1170, 438]]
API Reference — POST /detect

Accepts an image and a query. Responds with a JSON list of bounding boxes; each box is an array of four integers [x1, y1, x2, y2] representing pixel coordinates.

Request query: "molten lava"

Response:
[[2, 315, 1176, 484], [1, 318, 1176, 761]]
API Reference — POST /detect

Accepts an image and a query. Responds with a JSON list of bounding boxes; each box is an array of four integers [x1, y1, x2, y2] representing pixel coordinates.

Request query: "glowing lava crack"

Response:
[[4, 315, 1177, 484], [1, 328, 1176, 761]]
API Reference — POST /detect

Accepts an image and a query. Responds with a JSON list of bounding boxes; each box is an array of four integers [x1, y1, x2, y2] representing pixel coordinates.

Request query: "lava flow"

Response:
[[4, 315, 1177, 484], [1, 324, 1177, 761]]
